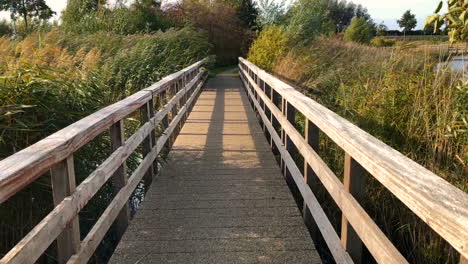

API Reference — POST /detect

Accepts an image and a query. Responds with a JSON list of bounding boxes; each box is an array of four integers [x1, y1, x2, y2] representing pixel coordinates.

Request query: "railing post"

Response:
[[140, 100, 155, 188], [460, 256, 468, 264], [303, 120, 320, 242], [341, 153, 367, 263], [109, 120, 130, 240], [169, 82, 178, 147], [51, 155, 80, 264], [284, 101, 296, 177]]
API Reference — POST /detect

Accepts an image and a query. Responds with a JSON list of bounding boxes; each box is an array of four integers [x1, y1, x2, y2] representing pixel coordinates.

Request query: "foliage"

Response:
[[397, 9, 417, 33], [328, 0, 371, 32], [182, 0, 249, 65], [0, 0, 54, 32], [344, 16, 374, 44], [376, 22, 387, 36], [285, 0, 335, 43], [0, 20, 11, 37], [249, 34, 467, 263], [61, 0, 174, 35], [425, 0, 468, 43], [370, 36, 396, 47], [237, 0, 259, 30], [247, 25, 288, 71], [0, 26, 211, 262], [256, 0, 287, 26]]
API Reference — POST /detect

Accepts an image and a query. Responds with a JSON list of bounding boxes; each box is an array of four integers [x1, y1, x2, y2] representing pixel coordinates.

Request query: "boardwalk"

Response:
[[3, 59, 466, 264], [109, 72, 322, 263]]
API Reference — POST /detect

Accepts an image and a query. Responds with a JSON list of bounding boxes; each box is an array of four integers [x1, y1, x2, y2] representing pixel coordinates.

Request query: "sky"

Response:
[[0, 0, 443, 30]]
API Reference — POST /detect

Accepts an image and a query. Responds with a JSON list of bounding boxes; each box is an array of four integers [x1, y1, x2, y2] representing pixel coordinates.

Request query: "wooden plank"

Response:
[[240, 57, 468, 259], [51, 155, 80, 264], [109, 120, 130, 241], [303, 120, 320, 242], [0, 59, 206, 204], [460, 256, 468, 264], [67, 75, 206, 264], [240, 71, 353, 264], [0, 72, 205, 264], [240, 66, 408, 264], [140, 101, 155, 187], [341, 153, 367, 264]]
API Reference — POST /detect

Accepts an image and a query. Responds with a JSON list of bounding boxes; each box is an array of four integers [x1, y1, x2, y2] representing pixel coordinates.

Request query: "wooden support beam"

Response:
[[140, 101, 155, 188], [109, 120, 130, 241], [341, 153, 367, 264], [284, 101, 296, 178], [51, 155, 80, 264], [303, 120, 320, 242]]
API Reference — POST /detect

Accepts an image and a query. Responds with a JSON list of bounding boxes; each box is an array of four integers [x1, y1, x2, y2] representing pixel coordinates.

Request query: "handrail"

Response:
[[0, 59, 206, 203], [0, 59, 208, 264], [238, 57, 468, 263]]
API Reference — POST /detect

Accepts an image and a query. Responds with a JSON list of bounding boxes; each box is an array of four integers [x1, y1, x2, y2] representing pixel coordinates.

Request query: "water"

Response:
[[436, 55, 467, 78]]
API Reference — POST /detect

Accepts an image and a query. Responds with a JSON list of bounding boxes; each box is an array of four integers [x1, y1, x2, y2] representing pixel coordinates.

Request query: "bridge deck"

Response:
[[109, 72, 321, 264]]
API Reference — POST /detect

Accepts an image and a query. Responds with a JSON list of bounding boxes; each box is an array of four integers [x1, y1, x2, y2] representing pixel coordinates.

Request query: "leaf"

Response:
[[435, 1, 443, 13]]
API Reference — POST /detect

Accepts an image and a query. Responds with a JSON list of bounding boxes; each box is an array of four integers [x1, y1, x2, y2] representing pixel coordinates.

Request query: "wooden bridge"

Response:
[[0, 58, 467, 264]]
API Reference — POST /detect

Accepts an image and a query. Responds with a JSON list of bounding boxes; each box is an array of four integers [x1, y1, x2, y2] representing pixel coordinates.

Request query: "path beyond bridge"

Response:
[[109, 71, 322, 263]]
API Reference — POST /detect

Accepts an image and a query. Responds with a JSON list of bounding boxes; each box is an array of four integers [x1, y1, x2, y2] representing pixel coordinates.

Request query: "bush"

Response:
[[252, 36, 467, 263], [61, 0, 174, 35], [0, 20, 12, 37], [182, 0, 249, 65], [370, 36, 396, 47], [285, 0, 334, 43], [344, 16, 373, 44], [247, 25, 288, 71]]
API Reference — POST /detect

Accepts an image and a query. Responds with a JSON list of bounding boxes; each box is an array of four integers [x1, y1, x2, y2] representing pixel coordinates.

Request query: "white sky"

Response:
[[0, 0, 442, 30]]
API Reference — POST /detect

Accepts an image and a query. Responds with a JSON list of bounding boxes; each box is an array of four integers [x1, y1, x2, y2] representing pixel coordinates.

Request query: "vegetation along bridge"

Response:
[[0, 58, 467, 264]]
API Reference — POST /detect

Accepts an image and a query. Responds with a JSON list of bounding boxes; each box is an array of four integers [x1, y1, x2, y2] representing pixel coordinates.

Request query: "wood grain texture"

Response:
[[51, 155, 80, 264], [109, 120, 130, 241], [341, 153, 367, 264], [0, 59, 206, 204], [241, 66, 408, 263], [240, 71, 353, 264], [240, 57, 468, 259], [0, 67, 206, 264], [66, 73, 206, 264]]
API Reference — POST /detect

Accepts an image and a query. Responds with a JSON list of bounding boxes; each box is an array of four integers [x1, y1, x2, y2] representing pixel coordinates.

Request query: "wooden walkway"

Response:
[[109, 72, 322, 263]]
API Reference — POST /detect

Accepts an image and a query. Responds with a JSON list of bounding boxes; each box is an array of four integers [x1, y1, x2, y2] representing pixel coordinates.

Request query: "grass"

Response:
[[0, 26, 211, 263], [248, 33, 467, 263]]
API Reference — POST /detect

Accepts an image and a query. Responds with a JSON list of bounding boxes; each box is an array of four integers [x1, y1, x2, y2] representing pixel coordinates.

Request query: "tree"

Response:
[[376, 22, 387, 36], [286, 0, 335, 43], [397, 10, 417, 34], [425, 0, 467, 43], [327, 0, 372, 32], [0, 0, 55, 32], [344, 16, 373, 43], [0, 19, 12, 36], [256, 0, 287, 26], [237, 0, 258, 30]]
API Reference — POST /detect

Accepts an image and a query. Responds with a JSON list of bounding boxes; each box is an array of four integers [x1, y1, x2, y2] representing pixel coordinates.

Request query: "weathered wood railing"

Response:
[[0, 59, 208, 264], [238, 57, 468, 264]]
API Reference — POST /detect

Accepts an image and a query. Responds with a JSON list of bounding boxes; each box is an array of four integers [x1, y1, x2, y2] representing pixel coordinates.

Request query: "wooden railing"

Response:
[[0, 59, 208, 264], [238, 57, 468, 264]]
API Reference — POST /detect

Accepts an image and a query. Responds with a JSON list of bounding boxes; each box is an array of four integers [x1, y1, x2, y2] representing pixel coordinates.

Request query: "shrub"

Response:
[[344, 16, 373, 44], [182, 0, 248, 65], [247, 25, 288, 71], [285, 0, 334, 43], [370, 36, 396, 47], [0, 20, 11, 37], [61, 0, 174, 35], [265, 37, 466, 263]]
